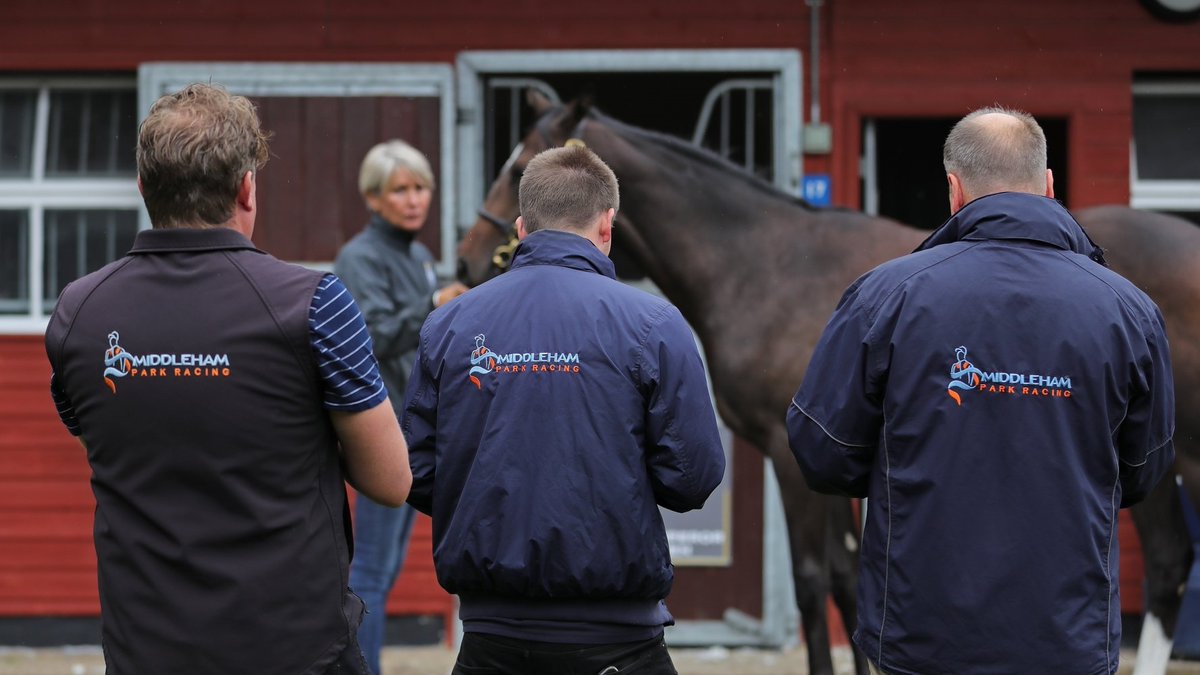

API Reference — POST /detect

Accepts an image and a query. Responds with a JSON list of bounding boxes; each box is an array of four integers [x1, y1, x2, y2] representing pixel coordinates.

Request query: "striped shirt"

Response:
[[50, 273, 387, 435], [310, 273, 388, 411]]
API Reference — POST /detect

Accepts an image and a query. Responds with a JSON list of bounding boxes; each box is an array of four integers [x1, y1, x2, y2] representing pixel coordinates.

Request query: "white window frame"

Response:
[[0, 76, 143, 334], [1130, 80, 1200, 213]]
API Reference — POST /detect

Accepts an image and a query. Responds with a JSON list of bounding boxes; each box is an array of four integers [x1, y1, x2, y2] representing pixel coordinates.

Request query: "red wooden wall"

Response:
[[0, 336, 95, 616]]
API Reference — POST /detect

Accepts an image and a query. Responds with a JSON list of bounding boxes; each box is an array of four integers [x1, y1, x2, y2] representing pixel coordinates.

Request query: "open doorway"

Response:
[[863, 117, 1069, 229]]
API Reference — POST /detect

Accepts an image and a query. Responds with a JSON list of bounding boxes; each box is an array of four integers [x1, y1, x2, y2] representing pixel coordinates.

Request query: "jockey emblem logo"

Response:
[[947, 346, 983, 406], [103, 331, 135, 393], [469, 334, 497, 389]]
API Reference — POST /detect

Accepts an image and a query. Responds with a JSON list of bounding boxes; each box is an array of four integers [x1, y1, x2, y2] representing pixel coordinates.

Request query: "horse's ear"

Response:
[[525, 88, 555, 116], [576, 87, 596, 116]]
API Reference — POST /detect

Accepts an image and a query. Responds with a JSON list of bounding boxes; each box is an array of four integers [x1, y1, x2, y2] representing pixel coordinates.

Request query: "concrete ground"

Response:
[[4, 645, 1200, 675]]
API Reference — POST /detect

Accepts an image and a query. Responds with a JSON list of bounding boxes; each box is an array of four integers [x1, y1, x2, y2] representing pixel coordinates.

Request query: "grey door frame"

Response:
[[138, 62, 458, 275]]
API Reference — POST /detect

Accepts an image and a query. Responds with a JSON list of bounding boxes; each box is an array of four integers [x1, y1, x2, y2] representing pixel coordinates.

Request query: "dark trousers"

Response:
[[452, 632, 678, 675], [321, 633, 371, 675]]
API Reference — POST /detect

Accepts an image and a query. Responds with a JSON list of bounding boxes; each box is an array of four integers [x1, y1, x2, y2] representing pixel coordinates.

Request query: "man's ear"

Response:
[[230, 170, 257, 237], [238, 171, 256, 212], [516, 216, 528, 240], [598, 208, 615, 245], [947, 173, 967, 214], [1045, 168, 1055, 199]]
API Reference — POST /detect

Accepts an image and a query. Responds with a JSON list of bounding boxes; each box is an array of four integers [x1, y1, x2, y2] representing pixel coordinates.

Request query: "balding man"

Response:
[[787, 107, 1175, 674]]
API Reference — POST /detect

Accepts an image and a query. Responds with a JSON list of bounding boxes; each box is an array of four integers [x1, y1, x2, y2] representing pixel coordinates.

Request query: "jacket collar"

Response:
[[128, 226, 262, 254], [915, 192, 1107, 265], [368, 213, 416, 248], [510, 229, 617, 279]]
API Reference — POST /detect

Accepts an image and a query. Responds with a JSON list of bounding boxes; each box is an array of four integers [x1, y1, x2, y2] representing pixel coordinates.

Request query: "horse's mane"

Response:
[[593, 109, 825, 213]]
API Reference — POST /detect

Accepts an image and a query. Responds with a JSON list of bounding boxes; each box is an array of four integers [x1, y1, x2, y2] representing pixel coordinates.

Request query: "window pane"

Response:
[[1134, 95, 1200, 180], [46, 90, 137, 177], [0, 210, 29, 314], [42, 209, 138, 309], [0, 91, 36, 178]]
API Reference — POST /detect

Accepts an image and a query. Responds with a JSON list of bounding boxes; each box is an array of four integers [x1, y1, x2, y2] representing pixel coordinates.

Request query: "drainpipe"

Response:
[[804, 0, 832, 154]]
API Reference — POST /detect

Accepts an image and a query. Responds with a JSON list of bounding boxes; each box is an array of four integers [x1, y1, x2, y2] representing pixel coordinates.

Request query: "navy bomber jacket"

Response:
[[788, 193, 1175, 675], [402, 229, 725, 643]]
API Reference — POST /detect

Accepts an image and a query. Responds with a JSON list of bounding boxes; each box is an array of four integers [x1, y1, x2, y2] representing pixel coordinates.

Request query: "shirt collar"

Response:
[[128, 227, 261, 254]]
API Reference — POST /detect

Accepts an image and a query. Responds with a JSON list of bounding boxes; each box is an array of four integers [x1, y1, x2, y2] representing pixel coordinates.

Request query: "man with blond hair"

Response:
[[45, 83, 411, 674], [404, 145, 726, 674], [788, 106, 1175, 674]]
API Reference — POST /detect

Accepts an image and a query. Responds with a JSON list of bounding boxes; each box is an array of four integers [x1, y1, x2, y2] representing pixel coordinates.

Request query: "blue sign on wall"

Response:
[[802, 174, 832, 207]]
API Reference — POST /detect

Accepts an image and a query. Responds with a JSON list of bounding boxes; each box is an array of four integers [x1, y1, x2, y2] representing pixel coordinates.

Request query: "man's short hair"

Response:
[[358, 139, 435, 196], [137, 83, 270, 229], [518, 146, 619, 234], [943, 106, 1047, 197]]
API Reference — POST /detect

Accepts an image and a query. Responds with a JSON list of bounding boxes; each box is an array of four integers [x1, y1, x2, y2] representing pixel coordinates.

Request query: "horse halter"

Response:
[[479, 111, 591, 273]]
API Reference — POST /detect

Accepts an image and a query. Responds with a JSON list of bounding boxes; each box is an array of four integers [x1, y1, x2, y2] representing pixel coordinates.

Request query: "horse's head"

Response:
[[456, 89, 593, 287]]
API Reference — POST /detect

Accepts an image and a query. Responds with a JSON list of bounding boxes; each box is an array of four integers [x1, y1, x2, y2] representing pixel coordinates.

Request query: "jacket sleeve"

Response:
[[1116, 307, 1176, 508], [787, 280, 884, 498], [400, 339, 438, 515], [334, 246, 434, 362], [642, 306, 726, 513]]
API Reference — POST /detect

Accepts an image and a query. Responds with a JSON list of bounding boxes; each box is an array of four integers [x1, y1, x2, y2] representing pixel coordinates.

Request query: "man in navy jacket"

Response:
[[403, 145, 725, 674], [788, 107, 1174, 675]]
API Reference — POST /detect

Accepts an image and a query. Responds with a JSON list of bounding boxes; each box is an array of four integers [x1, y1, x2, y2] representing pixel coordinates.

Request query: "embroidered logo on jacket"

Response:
[[467, 333, 582, 389], [469, 334, 497, 389], [946, 345, 1073, 406], [102, 330, 232, 394], [103, 331, 134, 393]]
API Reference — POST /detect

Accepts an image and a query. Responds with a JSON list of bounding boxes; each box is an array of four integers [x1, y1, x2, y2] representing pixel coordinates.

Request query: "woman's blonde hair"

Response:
[[359, 139, 435, 196]]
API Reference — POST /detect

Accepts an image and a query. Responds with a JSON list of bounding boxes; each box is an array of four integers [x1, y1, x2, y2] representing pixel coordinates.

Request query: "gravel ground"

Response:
[[3, 645, 1200, 675]]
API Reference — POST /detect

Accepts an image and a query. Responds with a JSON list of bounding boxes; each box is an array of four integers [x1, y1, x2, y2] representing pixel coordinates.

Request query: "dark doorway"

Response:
[[483, 73, 776, 189], [866, 117, 1069, 229]]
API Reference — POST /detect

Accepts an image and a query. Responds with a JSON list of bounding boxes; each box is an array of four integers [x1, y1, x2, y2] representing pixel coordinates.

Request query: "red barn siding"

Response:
[[0, 336, 96, 616], [0, 0, 810, 69]]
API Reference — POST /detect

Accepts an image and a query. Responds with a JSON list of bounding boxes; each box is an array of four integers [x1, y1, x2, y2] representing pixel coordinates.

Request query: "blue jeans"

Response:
[[349, 496, 418, 675]]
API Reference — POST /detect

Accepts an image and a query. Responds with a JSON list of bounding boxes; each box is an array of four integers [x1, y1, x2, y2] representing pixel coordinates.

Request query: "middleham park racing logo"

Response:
[[946, 345, 1073, 406], [102, 330, 232, 393], [468, 334, 581, 389]]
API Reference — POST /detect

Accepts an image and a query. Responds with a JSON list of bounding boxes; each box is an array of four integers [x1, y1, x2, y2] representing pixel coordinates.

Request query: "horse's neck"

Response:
[[595, 128, 809, 328]]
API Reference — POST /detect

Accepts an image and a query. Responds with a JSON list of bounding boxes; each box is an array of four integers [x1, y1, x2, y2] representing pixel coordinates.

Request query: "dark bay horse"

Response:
[[456, 92, 1196, 675]]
